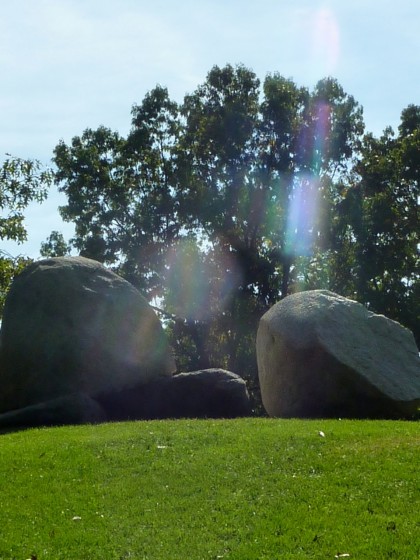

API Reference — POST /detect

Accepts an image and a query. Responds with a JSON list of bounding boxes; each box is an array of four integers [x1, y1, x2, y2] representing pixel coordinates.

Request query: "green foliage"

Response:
[[0, 155, 52, 315], [0, 419, 419, 559], [332, 116, 420, 343], [52, 65, 419, 393], [52, 67, 364, 386], [0, 155, 52, 243], [0, 254, 32, 316], [54, 87, 181, 298], [40, 230, 71, 257]]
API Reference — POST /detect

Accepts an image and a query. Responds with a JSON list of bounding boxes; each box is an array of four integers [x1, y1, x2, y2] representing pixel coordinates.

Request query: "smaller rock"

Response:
[[0, 393, 107, 430], [97, 368, 251, 420]]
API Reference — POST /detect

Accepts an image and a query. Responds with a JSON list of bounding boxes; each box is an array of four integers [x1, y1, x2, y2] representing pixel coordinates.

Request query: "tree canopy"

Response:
[[333, 107, 419, 338], [50, 64, 419, 405], [0, 155, 52, 314], [1, 65, 418, 409], [1, 155, 51, 243]]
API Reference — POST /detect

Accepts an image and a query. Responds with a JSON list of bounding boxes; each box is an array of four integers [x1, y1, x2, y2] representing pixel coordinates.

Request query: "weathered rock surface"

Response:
[[97, 369, 251, 420], [0, 256, 175, 413], [0, 393, 107, 430], [257, 290, 420, 419], [0, 368, 251, 430]]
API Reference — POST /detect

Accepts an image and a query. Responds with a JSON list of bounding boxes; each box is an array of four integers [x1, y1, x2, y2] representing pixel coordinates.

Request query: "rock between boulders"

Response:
[[97, 368, 252, 420]]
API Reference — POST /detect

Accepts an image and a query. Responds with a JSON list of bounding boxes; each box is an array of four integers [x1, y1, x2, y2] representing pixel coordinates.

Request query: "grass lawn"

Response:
[[0, 418, 419, 559]]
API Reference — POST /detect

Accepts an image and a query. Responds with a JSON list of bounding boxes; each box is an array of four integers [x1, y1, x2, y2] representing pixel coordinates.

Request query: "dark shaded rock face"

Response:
[[0, 258, 251, 429], [97, 369, 252, 420], [0, 393, 107, 430], [257, 290, 420, 419], [0, 369, 251, 429], [0, 256, 175, 413]]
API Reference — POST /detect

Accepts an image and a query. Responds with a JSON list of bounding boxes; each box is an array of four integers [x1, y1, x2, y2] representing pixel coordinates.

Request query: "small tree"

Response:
[[40, 231, 71, 257], [0, 155, 52, 315]]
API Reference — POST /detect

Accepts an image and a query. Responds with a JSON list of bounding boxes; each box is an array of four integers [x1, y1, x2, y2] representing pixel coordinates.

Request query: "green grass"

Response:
[[0, 419, 419, 560]]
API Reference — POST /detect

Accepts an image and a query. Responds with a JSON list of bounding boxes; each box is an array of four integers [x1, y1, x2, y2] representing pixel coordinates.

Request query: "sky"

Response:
[[1, 0, 419, 259]]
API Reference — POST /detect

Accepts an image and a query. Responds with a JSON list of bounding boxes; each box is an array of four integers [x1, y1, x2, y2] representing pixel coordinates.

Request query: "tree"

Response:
[[0, 253, 32, 317], [54, 86, 182, 298], [53, 66, 419, 403], [1, 155, 51, 243], [175, 67, 364, 377], [53, 65, 367, 405], [0, 155, 52, 315], [332, 107, 420, 343], [40, 231, 71, 257]]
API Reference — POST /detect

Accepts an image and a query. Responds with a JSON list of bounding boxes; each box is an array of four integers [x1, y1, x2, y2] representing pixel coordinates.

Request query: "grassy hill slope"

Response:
[[0, 419, 419, 559]]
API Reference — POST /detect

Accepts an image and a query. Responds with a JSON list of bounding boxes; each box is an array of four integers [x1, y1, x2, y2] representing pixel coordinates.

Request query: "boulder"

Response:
[[97, 369, 252, 419], [257, 290, 420, 419], [0, 256, 175, 413], [0, 393, 107, 430]]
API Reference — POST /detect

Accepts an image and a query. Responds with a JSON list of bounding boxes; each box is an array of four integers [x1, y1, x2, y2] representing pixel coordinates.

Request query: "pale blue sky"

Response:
[[1, 0, 419, 258]]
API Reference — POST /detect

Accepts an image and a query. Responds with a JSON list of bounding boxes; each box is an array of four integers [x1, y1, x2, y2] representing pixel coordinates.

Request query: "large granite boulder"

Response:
[[0, 256, 175, 413], [97, 369, 252, 420], [257, 290, 420, 419]]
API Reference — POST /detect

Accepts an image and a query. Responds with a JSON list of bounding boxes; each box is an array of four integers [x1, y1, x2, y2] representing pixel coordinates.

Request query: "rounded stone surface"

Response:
[[0, 256, 175, 412], [257, 290, 420, 418]]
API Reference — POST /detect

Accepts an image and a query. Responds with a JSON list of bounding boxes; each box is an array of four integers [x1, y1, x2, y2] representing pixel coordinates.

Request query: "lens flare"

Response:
[[285, 101, 331, 257], [311, 7, 340, 76], [165, 240, 242, 321], [285, 174, 321, 257], [313, 101, 331, 173]]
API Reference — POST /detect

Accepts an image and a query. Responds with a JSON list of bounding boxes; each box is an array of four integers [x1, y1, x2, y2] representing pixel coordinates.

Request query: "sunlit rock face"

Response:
[[0, 257, 175, 413], [257, 290, 420, 419]]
